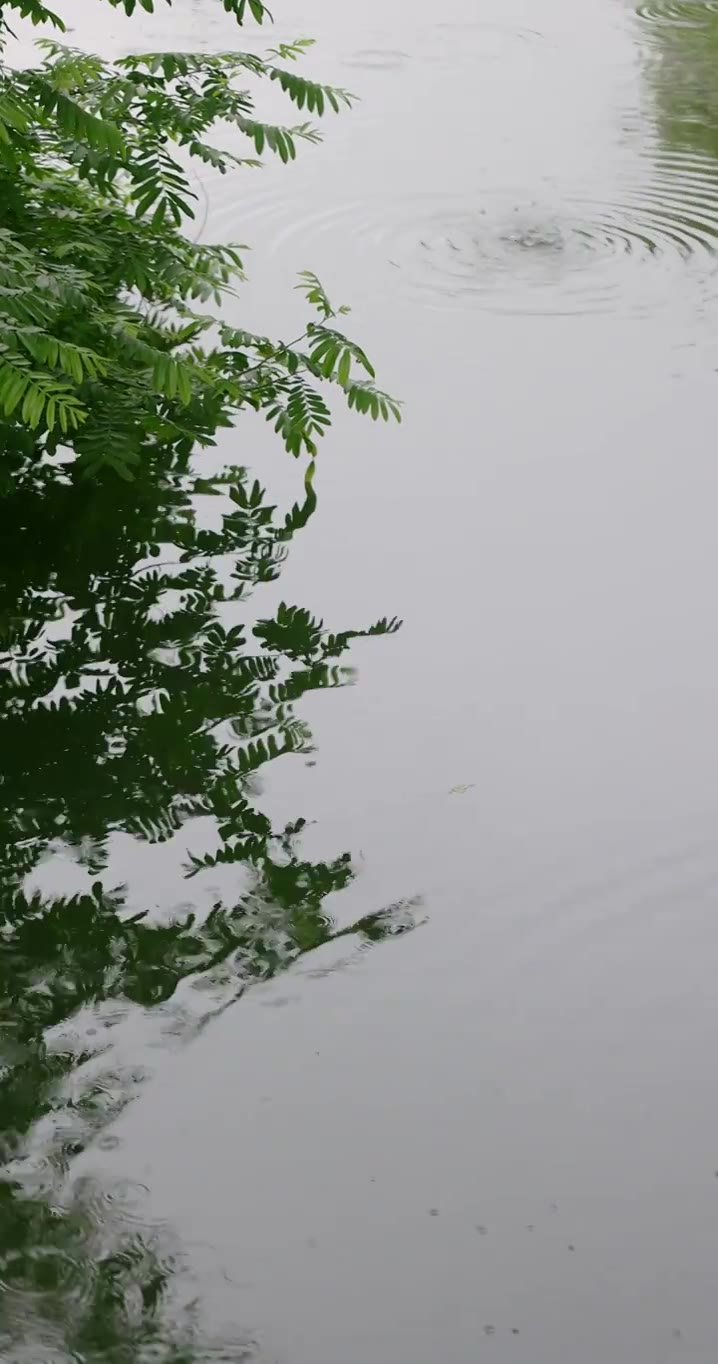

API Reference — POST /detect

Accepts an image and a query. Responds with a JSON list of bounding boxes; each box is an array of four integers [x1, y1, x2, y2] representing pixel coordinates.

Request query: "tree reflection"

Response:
[[640, 2, 718, 161], [0, 451, 409, 1360]]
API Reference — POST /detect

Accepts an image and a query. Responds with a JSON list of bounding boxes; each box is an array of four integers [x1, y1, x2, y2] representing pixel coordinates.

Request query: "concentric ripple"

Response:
[[429, 19, 546, 62], [391, 173, 718, 314], [213, 144, 718, 317], [342, 20, 544, 72], [342, 48, 410, 71]]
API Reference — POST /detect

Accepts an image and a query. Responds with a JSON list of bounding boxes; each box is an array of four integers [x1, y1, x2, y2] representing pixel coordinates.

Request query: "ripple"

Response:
[[432, 19, 546, 45], [342, 47, 410, 71], [217, 146, 718, 316], [0, 1244, 94, 1300], [425, 19, 547, 68], [635, 0, 718, 28], [505, 831, 718, 974], [216, 146, 718, 316], [341, 23, 542, 74]]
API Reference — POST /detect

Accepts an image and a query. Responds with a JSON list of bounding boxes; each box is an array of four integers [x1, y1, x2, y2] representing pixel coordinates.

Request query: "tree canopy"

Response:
[[0, 0, 399, 484]]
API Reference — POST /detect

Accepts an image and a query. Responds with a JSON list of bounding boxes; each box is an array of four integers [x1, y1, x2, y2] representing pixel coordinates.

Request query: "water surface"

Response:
[[4, 0, 718, 1361]]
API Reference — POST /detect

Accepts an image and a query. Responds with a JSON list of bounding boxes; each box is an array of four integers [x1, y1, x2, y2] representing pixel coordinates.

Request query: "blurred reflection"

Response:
[[639, 1, 718, 159], [0, 450, 410, 1360]]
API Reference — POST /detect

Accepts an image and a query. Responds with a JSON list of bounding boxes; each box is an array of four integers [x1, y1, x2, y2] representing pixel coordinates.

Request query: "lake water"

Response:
[[4, 0, 718, 1360]]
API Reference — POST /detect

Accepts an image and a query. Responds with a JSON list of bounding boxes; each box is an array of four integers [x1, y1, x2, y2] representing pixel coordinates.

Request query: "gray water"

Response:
[[12, 0, 718, 1360]]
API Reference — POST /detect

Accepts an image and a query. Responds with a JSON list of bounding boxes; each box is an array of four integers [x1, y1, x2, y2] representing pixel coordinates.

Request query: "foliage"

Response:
[[0, 447, 404, 1006], [0, 3, 409, 1357], [0, 0, 400, 483], [0, 449, 413, 1361]]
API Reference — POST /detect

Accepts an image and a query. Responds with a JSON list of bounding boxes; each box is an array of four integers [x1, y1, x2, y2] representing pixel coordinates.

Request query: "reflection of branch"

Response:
[[0, 438, 408, 1363], [194, 714, 228, 738], [130, 559, 183, 579], [159, 896, 423, 1041]]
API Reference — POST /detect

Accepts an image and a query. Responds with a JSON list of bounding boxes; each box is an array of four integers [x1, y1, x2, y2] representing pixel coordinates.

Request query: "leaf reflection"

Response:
[[0, 451, 410, 1361]]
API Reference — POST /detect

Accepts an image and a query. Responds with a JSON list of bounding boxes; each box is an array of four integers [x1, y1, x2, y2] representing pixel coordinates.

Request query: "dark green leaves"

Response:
[[0, 357, 85, 431], [27, 75, 126, 156], [0, 1, 65, 30], [344, 380, 402, 422], [296, 270, 338, 320], [308, 324, 376, 381], [266, 379, 332, 457], [269, 67, 354, 115], [232, 0, 272, 22], [130, 146, 197, 224], [0, 5, 399, 482], [239, 115, 321, 161], [0, 407, 409, 1364]]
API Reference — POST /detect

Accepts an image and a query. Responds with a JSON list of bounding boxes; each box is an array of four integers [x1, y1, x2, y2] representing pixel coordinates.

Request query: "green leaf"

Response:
[[337, 349, 351, 388]]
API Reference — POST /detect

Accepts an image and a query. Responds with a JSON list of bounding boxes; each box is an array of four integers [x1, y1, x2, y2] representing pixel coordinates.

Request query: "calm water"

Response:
[[4, 1, 718, 1360]]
